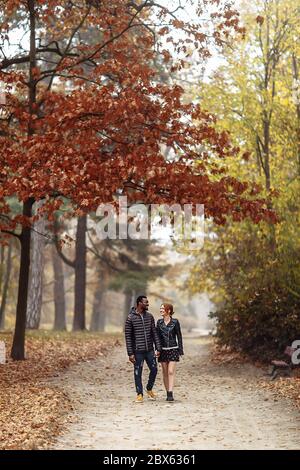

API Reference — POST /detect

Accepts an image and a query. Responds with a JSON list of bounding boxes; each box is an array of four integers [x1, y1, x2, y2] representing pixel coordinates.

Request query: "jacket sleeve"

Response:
[[125, 314, 134, 356], [156, 319, 163, 349], [176, 319, 184, 355], [152, 316, 161, 352]]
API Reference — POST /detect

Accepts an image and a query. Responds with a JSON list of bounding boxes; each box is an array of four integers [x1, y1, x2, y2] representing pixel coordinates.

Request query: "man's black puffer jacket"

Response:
[[125, 308, 161, 357], [156, 318, 184, 355]]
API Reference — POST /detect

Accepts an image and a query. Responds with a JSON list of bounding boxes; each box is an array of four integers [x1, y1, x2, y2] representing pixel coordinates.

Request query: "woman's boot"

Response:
[[166, 391, 174, 401]]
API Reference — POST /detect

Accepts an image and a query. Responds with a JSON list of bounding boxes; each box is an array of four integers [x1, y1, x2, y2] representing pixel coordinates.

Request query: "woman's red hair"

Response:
[[162, 303, 174, 316]]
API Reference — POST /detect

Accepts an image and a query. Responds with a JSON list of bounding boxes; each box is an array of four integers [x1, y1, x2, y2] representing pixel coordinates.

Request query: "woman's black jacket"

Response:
[[156, 318, 184, 355]]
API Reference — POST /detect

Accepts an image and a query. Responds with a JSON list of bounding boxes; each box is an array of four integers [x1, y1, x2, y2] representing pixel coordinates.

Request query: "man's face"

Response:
[[139, 297, 149, 311]]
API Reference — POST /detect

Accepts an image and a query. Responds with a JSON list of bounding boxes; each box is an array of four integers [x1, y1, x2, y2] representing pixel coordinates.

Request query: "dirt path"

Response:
[[50, 336, 300, 450]]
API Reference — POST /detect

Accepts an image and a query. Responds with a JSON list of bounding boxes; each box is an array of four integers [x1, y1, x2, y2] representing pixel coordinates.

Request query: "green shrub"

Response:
[[211, 287, 300, 361]]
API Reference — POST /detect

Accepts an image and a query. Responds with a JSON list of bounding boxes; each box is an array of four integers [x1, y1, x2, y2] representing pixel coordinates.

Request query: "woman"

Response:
[[156, 303, 184, 401]]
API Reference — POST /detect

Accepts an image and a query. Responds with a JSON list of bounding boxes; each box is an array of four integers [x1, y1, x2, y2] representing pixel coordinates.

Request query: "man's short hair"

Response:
[[136, 295, 147, 305]]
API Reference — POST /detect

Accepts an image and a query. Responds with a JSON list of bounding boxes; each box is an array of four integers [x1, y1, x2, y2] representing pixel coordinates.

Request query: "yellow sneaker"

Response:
[[135, 394, 143, 403], [147, 390, 156, 400]]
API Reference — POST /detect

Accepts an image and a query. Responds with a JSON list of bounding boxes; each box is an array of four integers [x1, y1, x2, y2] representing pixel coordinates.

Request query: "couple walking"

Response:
[[125, 295, 184, 403]]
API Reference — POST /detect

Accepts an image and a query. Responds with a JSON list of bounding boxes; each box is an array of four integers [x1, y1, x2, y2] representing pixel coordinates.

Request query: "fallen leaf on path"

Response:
[[0, 332, 116, 450]]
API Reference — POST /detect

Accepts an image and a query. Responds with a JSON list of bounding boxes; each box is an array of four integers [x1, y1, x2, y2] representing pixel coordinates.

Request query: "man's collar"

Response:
[[136, 308, 149, 315]]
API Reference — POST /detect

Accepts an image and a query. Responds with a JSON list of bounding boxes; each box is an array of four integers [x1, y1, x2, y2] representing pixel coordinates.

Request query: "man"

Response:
[[125, 295, 161, 403]]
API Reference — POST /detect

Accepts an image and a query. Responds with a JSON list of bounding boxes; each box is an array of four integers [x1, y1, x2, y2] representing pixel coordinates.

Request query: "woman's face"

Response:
[[160, 305, 167, 317]]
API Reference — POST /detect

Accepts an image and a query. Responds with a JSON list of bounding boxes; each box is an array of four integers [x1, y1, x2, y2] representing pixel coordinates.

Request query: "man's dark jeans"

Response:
[[134, 350, 158, 395]]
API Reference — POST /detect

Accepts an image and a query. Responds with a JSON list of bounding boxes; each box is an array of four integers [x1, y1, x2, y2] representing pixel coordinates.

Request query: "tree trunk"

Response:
[[90, 264, 109, 331], [0, 245, 4, 293], [52, 244, 66, 331], [11, 198, 34, 360], [26, 201, 45, 329], [262, 116, 271, 192], [0, 245, 5, 328], [90, 279, 105, 331], [11, 0, 37, 359], [260, 11, 276, 253], [0, 240, 13, 330], [73, 215, 87, 331], [124, 290, 132, 323], [90, 288, 106, 331], [123, 289, 136, 330]]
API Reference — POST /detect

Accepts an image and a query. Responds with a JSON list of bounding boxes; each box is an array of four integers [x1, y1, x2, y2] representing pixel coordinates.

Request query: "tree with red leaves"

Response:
[[0, 0, 276, 359]]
